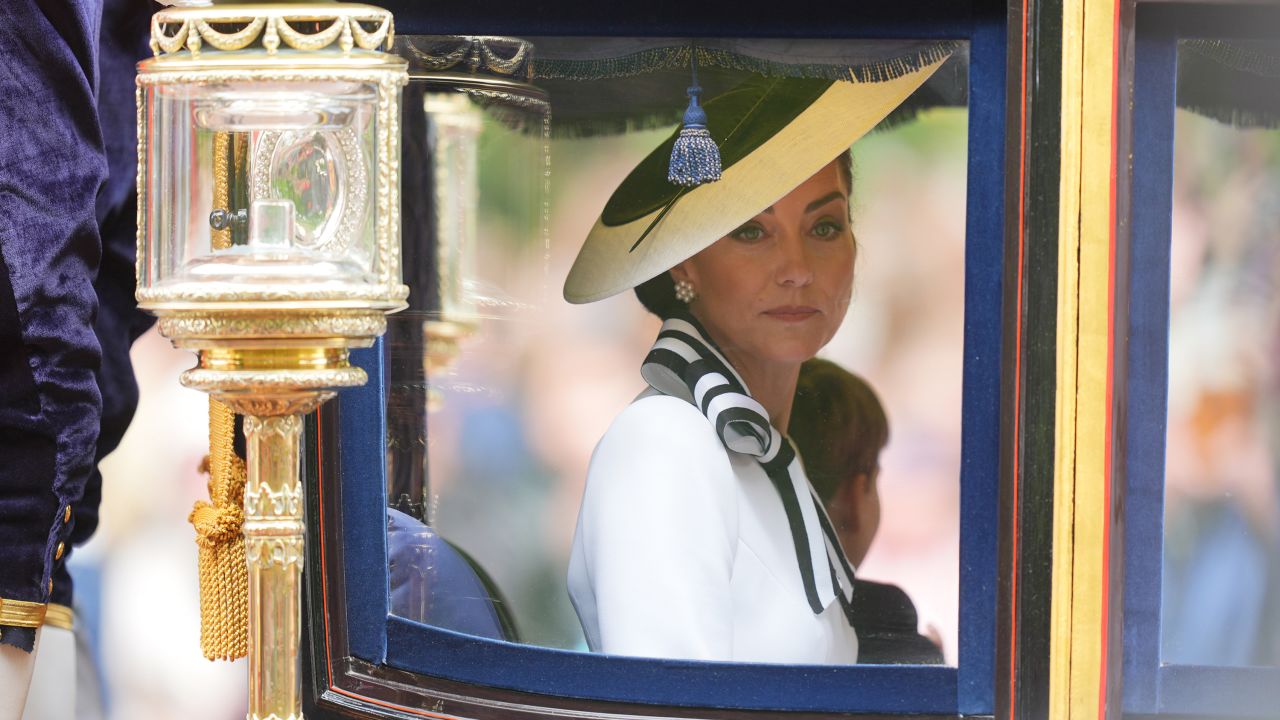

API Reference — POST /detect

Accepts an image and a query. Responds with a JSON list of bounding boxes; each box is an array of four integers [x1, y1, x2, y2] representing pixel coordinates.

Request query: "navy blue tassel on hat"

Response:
[[667, 48, 722, 187]]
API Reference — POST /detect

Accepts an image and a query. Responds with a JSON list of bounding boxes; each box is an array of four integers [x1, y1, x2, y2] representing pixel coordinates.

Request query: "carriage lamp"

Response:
[[135, 2, 406, 718]]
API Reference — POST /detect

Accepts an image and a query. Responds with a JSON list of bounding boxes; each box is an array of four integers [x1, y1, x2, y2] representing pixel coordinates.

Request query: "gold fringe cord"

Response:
[[191, 398, 249, 661], [190, 129, 249, 662]]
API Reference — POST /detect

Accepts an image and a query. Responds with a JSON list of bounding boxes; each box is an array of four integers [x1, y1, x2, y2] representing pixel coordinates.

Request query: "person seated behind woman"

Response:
[[790, 358, 944, 664], [563, 57, 949, 664]]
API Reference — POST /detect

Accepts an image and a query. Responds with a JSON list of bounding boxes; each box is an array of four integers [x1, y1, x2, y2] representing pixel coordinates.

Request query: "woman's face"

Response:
[[673, 160, 855, 369]]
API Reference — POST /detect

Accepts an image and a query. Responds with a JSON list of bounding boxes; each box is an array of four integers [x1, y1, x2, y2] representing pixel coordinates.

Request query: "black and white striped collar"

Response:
[[640, 314, 856, 617]]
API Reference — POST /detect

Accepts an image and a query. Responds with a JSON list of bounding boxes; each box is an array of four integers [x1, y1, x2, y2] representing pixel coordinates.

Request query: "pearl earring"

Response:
[[674, 279, 698, 304]]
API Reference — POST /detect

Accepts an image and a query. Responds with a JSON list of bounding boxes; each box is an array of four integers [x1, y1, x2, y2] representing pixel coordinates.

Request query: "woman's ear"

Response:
[[670, 259, 697, 286]]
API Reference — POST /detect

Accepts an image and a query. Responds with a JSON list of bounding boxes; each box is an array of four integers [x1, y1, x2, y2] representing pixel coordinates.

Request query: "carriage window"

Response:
[[1161, 40, 1280, 669], [1124, 21, 1280, 715], [381, 36, 972, 667]]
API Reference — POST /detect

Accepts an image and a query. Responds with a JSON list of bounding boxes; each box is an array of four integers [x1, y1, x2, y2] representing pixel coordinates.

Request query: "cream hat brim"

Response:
[[563, 55, 949, 304]]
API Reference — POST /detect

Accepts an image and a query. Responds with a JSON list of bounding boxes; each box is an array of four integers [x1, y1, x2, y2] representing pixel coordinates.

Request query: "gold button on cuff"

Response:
[[43, 604, 74, 631], [63, 506, 71, 523], [0, 597, 47, 628], [54, 542, 65, 561]]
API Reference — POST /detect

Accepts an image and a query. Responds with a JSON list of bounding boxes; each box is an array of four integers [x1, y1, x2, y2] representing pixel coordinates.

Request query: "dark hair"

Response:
[[633, 150, 855, 320], [788, 358, 888, 505]]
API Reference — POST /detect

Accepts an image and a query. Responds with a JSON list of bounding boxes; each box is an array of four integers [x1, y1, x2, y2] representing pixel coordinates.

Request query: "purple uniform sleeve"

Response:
[[0, 0, 128, 652]]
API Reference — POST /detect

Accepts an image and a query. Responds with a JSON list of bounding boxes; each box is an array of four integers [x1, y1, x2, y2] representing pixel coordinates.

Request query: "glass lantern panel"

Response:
[[141, 79, 383, 295]]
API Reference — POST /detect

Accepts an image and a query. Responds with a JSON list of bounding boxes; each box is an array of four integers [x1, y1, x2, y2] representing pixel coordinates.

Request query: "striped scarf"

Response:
[[641, 314, 857, 621]]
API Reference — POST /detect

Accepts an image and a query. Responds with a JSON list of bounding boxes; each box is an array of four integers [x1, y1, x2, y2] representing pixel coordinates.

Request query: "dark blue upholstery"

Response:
[[387, 508, 517, 643]]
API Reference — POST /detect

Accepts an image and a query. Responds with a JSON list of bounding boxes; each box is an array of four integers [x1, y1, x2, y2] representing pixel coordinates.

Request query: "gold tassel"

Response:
[[190, 129, 248, 661], [191, 398, 249, 661]]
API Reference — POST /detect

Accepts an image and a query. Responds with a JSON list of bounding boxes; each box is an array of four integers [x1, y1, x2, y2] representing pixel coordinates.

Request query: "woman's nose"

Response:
[[774, 233, 815, 287]]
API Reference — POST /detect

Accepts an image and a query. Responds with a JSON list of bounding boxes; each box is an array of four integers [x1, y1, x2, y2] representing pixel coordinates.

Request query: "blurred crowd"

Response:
[[1161, 110, 1280, 667]]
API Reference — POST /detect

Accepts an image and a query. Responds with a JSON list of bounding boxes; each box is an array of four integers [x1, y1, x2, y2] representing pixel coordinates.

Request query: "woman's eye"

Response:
[[730, 223, 766, 242], [812, 219, 845, 239]]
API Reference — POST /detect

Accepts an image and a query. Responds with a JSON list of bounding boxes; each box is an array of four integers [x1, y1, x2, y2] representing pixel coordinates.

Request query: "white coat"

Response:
[[567, 391, 860, 664]]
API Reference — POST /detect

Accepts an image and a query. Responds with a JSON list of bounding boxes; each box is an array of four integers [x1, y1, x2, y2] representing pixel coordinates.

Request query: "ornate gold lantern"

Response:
[[135, 3, 407, 718]]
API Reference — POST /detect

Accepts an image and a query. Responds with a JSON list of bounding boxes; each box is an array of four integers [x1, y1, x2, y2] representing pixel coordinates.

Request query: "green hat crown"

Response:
[[602, 76, 835, 227]]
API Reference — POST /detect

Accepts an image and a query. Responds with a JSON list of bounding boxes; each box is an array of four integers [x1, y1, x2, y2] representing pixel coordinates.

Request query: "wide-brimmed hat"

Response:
[[563, 54, 950, 304]]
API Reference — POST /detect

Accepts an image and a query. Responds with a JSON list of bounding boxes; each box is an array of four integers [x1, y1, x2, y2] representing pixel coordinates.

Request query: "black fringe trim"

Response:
[[534, 41, 963, 85], [1182, 39, 1280, 80], [1178, 39, 1280, 130]]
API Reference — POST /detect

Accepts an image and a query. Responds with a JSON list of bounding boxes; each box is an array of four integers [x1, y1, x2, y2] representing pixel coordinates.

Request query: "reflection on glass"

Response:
[[388, 507, 520, 642], [1162, 47, 1280, 665], [390, 38, 967, 665], [270, 132, 342, 247], [384, 67, 549, 642], [424, 92, 483, 324]]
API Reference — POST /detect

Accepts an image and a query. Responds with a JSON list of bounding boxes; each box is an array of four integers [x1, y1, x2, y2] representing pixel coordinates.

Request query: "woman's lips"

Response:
[[763, 306, 819, 322]]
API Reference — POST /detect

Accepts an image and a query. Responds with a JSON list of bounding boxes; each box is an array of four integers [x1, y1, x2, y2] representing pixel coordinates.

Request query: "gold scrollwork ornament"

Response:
[[245, 537, 305, 570], [150, 7, 394, 58], [244, 480, 303, 519], [157, 313, 387, 342]]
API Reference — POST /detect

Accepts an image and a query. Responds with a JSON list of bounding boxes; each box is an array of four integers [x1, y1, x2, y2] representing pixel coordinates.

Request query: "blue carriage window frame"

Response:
[[1123, 3, 1280, 717], [319, 5, 1008, 716]]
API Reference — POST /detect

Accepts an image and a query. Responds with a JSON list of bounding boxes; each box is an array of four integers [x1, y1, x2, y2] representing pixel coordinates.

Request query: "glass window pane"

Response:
[[1162, 40, 1280, 668], [386, 37, 969, 666]]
